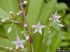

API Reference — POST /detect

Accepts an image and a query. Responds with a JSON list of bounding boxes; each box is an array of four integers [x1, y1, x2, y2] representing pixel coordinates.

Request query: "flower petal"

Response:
[[40, 25, 46, 28], [37, 21, 40, 26], [17, 35, 20, 42], [38, 29, 42, 35], [20, 40, 26, 43], [57, 16, 61, 18], [56, 19, 60, 23], [54, 11, 57, 16], [54, 19, 56, 22], [16, 44, 19, 49], [11, 41, 17, 44], [20, 44, 24, 49], [34, 29, 38, 34]]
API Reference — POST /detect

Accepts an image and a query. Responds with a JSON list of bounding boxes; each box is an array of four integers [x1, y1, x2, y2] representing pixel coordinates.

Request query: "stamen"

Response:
[[37, 26, 39, 29], [55, 16, 58, 19], [18, 41, 20, 44]]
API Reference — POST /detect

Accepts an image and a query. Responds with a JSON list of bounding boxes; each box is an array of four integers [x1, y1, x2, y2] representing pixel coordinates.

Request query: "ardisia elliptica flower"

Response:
[[58, 24, 64, 27], [52, 11, 61, 23], [1, 18, 6, 22], [9, 11, 13, 15], [32, 21, 46, 35], [23, 1, 27, 4], [8, 27, 12, 33], [11, 35, 26, 49]]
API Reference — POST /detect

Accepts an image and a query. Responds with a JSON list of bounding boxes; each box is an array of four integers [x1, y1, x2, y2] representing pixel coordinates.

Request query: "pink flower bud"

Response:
[[1, 18, 6, 22], [32, 25, 36, 28], [19, 11, 23, 14], [24, 1, 27, 4], [7, 18, 10, 21], [9, 11, 13, 15], [24, 24, 27, 28], [58, 24, 64, 27], [48, 31, 51, 33], [8, 27, 12, 33], [49, 18, 53, 21], [6, 46, 9, 49], [26, 36, 29, 40], [21, 31, 24, 34], [21, 49, 24, 52], [17, 13, 20, 16], [9, 47, 13, 51]]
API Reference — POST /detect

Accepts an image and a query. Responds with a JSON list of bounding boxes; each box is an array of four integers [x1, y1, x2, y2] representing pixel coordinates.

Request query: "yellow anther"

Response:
[[18, 41, 20, 44], [37, 26, 39, 29], [55, 17, 58, 19]]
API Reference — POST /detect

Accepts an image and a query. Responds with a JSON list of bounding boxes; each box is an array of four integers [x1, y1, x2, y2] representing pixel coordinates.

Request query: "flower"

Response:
[[21, 31, 24, 34], [49, 18, 53, 21], [25, 36, 29, 40], [9, 47, 13, 51], [1, 18, 6, 22], [11, 35, 26, 49], [23, 1, 27, 4], [33, 21, 46, 35], [19, 11, 23, 14], [48, 31, 51, 33], [17, 13, 20, 16], [52, 11, 61, 23], [8, 27, 12, 33], [6, 46, 9, 49], [24, 24, 27, 28], [9, 11, 13, 15], [7, 18, 10, 21], [58, 24, 64, 27]]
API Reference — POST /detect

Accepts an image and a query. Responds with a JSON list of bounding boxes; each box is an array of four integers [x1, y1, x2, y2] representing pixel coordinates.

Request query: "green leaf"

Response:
[[27, 0, 44, 29], [56, 3, 68, 11], [0, 8, 12, 18], [0, 50, 6, 52], [40, 0, 57, 25], [50, 33, 62, 52], [33, 32, 42, 52], [0, 0, 23, 41], [0, 37, 15, 48], [0, 25, 6, 36]]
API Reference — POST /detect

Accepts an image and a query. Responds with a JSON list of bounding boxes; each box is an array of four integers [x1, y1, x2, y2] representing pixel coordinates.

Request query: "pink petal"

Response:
[[58, 16, 61, 18], [40, 25, 46, 28], [54, 11, 57, 16], [37, 21, 40, 26], [20, 44, 24, 49], [16, 44, 19, 49], [20, 40, 26, 43], [38, 29, 42, 35], [11, 41, 17, 44], [17, 35, 20, 42], [34, 29, 38, 34]]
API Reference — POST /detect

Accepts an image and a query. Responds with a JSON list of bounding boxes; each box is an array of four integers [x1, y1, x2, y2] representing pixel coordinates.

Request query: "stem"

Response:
[[29, 34, 33, 52], [19, 0, 32, 52], [19, 0, 27, 24], [16, 22, 24, 26], [0, 34, 8, 39]]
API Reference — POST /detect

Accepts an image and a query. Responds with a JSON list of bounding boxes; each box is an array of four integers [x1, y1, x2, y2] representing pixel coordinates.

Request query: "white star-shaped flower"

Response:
[[32, 21, 46, 35], [11, 35, 26, 49], [52, 11, 61, 23]]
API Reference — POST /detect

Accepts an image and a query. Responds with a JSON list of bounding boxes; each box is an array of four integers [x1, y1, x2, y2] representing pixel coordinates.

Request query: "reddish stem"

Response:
[[19, 0, 27, 24], [16, 22, 24, 26]]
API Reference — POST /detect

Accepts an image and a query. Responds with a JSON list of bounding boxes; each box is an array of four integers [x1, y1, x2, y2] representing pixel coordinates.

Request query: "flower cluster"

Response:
[[0, 10, 64, 50]]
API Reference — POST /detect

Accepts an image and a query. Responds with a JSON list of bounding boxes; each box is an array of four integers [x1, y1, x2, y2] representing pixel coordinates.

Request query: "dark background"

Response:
[[57, 0, 70, 6], [57, 0, 70, 14]]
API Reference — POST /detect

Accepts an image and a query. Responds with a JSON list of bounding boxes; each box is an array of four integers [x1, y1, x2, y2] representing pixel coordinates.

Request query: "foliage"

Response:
[[0, 0, 70, 52]]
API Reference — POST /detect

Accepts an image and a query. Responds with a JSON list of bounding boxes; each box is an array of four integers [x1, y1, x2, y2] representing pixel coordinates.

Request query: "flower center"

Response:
[[18, 41, 20, 44], [37, 26, 39, 29], [55, 16, 58, 19]]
